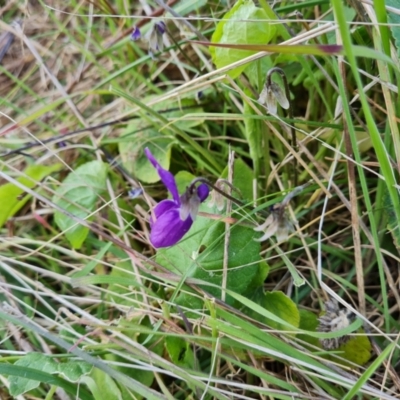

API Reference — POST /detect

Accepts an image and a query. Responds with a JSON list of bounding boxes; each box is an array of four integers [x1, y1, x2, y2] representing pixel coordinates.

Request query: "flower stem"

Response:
[[189, 178, 311, 219], [267, 67, 297, 186], [189, 177, 250, 211]]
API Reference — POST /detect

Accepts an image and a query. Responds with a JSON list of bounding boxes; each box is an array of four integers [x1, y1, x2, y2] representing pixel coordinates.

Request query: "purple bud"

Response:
[[155, 21, 166, 35], [128, 187, 143, 199], [130, 26, 141, 41]]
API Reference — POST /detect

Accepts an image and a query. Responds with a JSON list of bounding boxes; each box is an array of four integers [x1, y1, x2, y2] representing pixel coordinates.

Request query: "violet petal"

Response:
[[144, 148, 180, 204], [152, 199, 178, 222], [150, 208, 193, 248], [131, 26, 141, 41]]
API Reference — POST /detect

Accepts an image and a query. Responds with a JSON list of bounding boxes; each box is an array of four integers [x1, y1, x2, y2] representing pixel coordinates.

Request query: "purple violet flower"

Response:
[[130, 26, 141, 41], [145, 148, 209, 248]]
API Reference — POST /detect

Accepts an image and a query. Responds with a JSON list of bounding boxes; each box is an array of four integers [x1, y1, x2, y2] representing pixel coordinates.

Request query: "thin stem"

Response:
[[189, 177, 311, 219], [267, 67, 297, 186], [189, 177, 249, 211], [1, 103, 211, 157]]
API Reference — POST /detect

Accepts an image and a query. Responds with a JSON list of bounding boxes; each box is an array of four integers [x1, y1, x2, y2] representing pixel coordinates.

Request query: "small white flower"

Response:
[[254, 204, 294, 242], [258, 82, 289, 116]]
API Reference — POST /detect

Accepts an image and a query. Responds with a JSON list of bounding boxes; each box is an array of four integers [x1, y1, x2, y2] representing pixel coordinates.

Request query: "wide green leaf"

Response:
[[0, 163, 61, 227], [8, 352, 91, 396], [119, 98, 203, 183], [57, 360, 93, 382], [119, 125, 174, 183], [210, 0, 276, 78], [52, 161, 108, 249], [220, 157, 255, 201], [2, 363, 92, 400], [387, 0, 400, 57], [298, 309, 320, 347], [90, 369, 122, 400], [9, 353, 58, 396], [165, 336, 195, 368], [333, 331, 371, 366], [382, 187, 400, 254], [262, 291, 300, 331], [243, 90, 262, 173]]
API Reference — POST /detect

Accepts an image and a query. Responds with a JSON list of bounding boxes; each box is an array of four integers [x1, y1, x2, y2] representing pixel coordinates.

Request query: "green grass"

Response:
[[1, 0, 400, 399]]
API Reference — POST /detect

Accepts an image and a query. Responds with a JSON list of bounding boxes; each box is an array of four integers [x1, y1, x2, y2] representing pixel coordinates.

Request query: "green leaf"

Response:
[[221, 157, 255, 201], [382, 188, 400, 253], [165, 336, 195, 368], [245, 260, 269, 295], [118, 98, 203, 183], [210, 0, 276, 78], [298, 309, 320, 347], [0, 163, 61, 227], [8, 353, 92, 396], [119, 126, 174, 183], [2, 363, 92, 400], [243, 89, 262, 172], [57, 360, 93, 382], [52, 161, 108, 249], [262, 291, 300, 331], [158, 212, 261, 308], [90, 369, 122, 400], [387, 0, 400, 57], [9, 353, 58, 396], [334, 331, 371, 366]]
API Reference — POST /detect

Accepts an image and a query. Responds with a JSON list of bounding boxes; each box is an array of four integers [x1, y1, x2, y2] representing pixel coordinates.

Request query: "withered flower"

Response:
[[317, 299, 356, 350], [208, 179, 240, 211], [147, 21, 166, 54], [254, 182, 310, 243], [254, 203, 294, 242]]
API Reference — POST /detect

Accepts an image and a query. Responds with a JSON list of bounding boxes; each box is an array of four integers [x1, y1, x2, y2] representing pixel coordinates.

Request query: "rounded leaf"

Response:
[[262, 291, 300, 332], [210, 0, 277, 78]]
